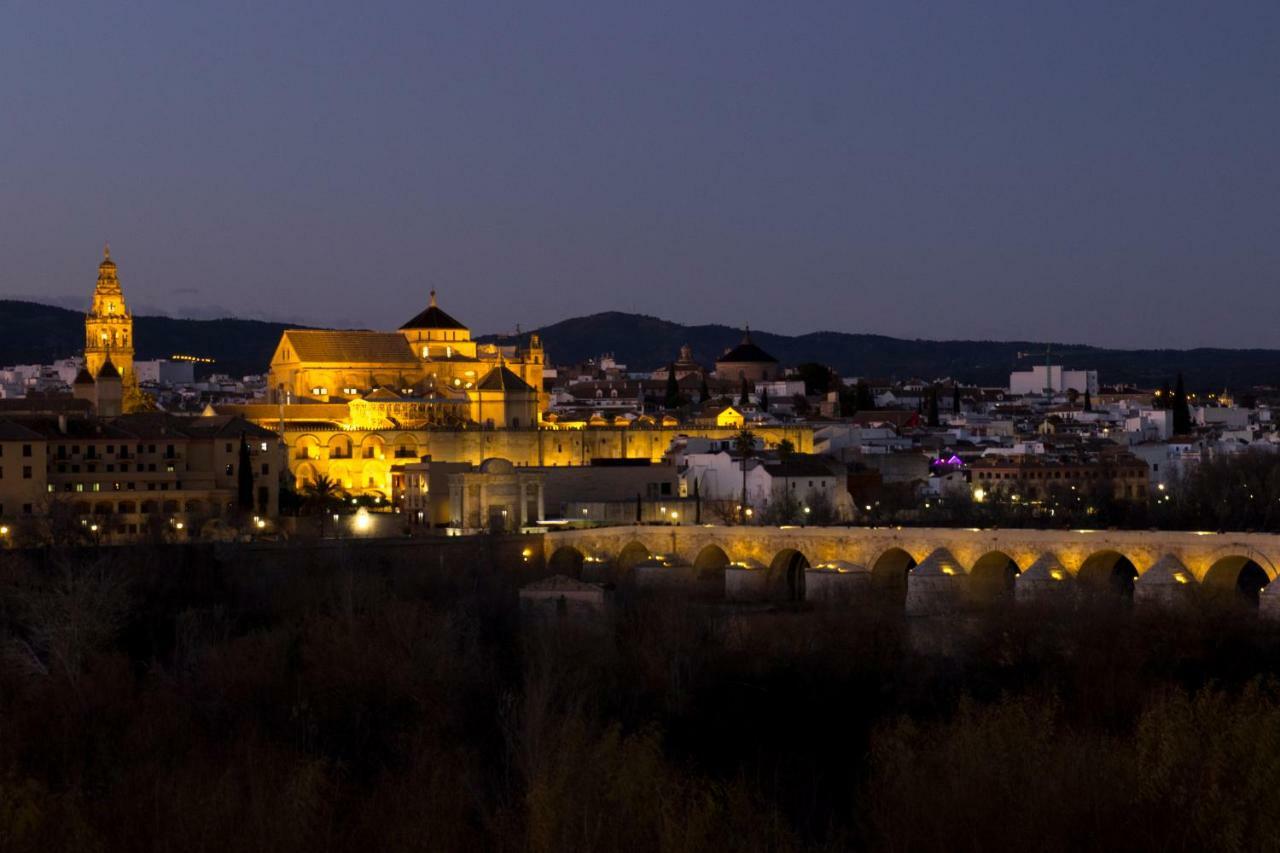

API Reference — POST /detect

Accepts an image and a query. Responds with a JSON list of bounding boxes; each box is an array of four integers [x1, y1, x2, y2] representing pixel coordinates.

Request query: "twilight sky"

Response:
[[2, 1, 1278, 347]]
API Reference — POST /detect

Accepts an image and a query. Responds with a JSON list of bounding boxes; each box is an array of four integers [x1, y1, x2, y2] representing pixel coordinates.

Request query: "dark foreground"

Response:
[[2, 542, 1280, 852]]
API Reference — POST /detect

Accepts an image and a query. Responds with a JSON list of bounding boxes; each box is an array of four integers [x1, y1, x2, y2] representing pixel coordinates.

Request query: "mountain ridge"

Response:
[[1, 300, 1276, 390]]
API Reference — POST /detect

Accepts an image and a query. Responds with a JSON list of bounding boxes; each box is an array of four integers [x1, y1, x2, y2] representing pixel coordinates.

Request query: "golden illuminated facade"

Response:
[[84, 245, 135, 383], [224, 291, 814, 503], [267, 291, 544, 429]]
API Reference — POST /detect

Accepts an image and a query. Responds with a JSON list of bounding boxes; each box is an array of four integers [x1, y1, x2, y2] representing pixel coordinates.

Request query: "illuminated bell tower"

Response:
[[84, 244, 135, 383]]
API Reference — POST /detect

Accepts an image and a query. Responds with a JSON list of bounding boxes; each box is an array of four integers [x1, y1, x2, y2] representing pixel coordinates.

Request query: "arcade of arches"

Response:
[[544, 525, 1280, 610]]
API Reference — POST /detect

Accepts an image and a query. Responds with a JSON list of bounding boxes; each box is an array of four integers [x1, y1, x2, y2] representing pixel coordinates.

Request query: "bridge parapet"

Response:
[[545, 525, 1280, 599]]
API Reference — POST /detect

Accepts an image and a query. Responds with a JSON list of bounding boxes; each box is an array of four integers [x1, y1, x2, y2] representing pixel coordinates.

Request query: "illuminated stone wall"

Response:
[[284, 424, 813, 497]]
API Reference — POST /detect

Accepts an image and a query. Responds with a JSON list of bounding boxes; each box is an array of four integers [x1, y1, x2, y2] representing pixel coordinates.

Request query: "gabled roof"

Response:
[[97, 359, 120, 379], [764, 454, 837, 478], [0, 419, 45, 441], [181, 415, 278, 440], [281, 330, 417, 364], [477, 365, 534, 393], [400, 292, 467, 331], [74, 368, 96, 385], [716, 330, 778, 365]]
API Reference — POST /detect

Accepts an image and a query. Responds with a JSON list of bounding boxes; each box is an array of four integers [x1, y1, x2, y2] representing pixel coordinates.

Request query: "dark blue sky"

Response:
[[3, 1, 1277, 347]]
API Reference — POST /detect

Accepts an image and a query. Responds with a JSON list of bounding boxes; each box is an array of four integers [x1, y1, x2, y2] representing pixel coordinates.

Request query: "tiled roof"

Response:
[[399, 303, 467, 331], [716, 331, 778, 364], [765, 454, 837, 478], [282, 330, 417, 364], [477, 365, 534, 392], [0, 419, 45, 441]]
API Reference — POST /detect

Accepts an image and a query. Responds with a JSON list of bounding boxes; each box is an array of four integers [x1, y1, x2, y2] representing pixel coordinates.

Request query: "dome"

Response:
[[716, 328, 778, 365], [400, 290, 467, 330]]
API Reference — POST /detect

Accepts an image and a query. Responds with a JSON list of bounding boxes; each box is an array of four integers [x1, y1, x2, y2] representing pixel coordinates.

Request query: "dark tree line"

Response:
[[3, 543, 1280, 851]]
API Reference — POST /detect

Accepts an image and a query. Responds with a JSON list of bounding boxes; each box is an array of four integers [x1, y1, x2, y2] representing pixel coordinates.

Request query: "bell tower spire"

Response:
[[84, 244, 135, 387]]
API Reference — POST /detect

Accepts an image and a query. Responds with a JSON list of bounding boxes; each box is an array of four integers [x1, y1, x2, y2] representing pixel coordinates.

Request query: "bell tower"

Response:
[[84, 244, 135, 383]]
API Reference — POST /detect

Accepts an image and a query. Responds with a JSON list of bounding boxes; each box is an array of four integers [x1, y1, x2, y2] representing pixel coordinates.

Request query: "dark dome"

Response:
[[716, 331, 778, 364], [400, 291, 467, 330]]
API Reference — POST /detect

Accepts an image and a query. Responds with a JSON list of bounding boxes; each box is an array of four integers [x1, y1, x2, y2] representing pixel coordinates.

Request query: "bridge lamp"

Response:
[[744, 507, 753, 518], [0, 525, 8, 537], [972, 488, 986, 503], [670, 511, 678, 522], [803, 506, 811, 514]]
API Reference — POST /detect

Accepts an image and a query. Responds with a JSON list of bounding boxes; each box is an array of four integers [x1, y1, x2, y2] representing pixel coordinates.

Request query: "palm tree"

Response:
[[734, 429, 756, 524], [303, 473, 346, 537]]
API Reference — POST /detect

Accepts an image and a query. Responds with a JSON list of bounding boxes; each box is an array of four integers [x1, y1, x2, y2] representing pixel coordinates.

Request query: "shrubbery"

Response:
[[3, 545, 1280, 850]]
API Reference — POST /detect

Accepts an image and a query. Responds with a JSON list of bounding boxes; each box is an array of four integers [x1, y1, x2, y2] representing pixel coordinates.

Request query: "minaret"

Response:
[[84, 244, 135, 383]]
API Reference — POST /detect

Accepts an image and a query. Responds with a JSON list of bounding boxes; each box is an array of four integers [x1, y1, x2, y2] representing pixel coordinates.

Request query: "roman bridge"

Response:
[[543, 524, 1280, 613]]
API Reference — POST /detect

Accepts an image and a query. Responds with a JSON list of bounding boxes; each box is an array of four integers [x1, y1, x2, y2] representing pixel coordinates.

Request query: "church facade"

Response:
[[266, 291, 544, 430]]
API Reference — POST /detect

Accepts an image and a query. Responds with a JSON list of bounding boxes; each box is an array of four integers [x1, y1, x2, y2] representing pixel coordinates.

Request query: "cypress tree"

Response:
[[664, 362, 680, 409], [1173, 372, 1192, 434], [759, 386, 769, 413], [739, 376, 750, 407], [1084, 388, 1092, 412], [855, 381, 873, 412], [952, 385, 961, 415], [927, 386, 940, 427], [699, 373, 710, 403]]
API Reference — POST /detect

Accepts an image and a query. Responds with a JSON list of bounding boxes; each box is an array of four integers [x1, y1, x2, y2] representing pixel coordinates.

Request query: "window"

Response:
[[22, 444, 31, 457], [225, 464, 234, 476], [260, 463, 269, 476], [22, 466, 31, 480]]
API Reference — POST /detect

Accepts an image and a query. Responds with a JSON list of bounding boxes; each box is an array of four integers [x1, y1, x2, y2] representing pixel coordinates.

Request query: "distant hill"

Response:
[[3, 300, 1277, 390], [479, 311, 1280, 390], [0, 300, 302, 378]]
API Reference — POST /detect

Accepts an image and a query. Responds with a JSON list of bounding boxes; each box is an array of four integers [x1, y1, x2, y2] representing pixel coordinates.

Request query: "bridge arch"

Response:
[[970, 550, 1021, 602], [616, 541, 652, 574], [871, 547, 918, 605], [1203, 554, 1272, 607], [1078, 550, 1140, 599], [548, 545, 585, 578], [768, 548, 810, 602], [693, 544, 732, 581]]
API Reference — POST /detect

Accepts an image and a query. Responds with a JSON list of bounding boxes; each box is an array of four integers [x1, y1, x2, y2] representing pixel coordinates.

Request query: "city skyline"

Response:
[[3, 2, 1278, 346]]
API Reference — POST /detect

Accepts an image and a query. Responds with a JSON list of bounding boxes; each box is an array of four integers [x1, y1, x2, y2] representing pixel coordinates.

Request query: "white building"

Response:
[[678, 451, 849, 518], [1009, 365, 1098, 397], [135, 359, 196, 386]]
